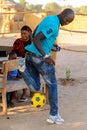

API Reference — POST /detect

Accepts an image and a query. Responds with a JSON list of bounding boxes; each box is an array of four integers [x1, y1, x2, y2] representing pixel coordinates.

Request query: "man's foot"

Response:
[[47, 113, 64, 124], [18, 59, 26, 72]]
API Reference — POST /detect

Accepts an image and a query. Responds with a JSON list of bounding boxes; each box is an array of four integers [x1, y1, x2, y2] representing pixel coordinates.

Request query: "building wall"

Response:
[[0, 12, 87, 34]]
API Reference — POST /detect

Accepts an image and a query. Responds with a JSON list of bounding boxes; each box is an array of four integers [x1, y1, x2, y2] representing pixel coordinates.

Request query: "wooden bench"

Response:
[[0, 58, 48, 115]]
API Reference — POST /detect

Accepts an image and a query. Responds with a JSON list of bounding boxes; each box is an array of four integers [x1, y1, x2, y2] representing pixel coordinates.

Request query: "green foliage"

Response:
[[19, 0, 26, 10], [66, 67, 71, 80], [44, 2, 61, 11], [20, 0, 26, 6], [27, 4, 43, 11], [18, 0, 87, 14]]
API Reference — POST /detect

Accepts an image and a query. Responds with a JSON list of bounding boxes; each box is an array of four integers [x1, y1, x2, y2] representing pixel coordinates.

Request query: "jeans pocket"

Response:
[[40, 61, 55, 75]]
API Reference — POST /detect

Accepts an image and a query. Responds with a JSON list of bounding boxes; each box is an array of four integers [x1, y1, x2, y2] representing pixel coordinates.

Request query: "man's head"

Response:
[[58, 8, 75, 26]]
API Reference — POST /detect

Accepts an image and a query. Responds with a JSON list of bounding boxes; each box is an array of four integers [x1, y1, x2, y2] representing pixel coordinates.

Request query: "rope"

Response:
[[61, 47, 87, 53], [60, 28, 87, 34]]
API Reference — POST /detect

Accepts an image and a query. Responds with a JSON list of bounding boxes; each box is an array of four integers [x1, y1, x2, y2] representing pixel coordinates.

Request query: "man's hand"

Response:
[[44, 56, 55, 65], [51, 45, 61, 52]]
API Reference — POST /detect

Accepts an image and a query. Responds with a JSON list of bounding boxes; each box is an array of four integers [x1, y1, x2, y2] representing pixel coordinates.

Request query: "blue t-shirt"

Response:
[[25, 15, 60, 56], [7, 70, 18, 80]]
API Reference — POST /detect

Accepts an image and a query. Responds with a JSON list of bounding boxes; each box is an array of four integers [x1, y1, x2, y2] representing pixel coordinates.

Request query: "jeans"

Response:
[[21, 53, 58, 116], [6, 92, 13, 104]]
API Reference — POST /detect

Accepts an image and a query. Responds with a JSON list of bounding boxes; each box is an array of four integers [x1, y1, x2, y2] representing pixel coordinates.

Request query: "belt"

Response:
[[26, 51, 42, 58]]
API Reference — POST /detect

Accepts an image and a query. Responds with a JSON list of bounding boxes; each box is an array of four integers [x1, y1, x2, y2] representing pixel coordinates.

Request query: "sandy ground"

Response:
[[0, 31, 87, 130]]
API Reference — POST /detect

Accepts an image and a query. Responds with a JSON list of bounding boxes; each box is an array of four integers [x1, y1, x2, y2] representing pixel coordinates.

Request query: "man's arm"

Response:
[[51, 44, 61, 52], [33, 32, 46, 57], [33, 32, 55, 65]]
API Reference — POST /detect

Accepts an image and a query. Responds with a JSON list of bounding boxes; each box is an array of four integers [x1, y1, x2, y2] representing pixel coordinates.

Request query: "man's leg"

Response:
[[35, 60, 64, 124], [20, 56, 41, 92]]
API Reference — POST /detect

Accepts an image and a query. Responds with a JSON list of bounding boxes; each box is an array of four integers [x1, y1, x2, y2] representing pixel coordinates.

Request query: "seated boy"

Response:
[[7, 51, 21, 107]]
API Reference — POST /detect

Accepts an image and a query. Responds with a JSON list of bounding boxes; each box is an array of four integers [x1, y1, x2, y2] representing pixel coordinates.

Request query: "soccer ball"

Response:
[[31, 93, 46, 108]]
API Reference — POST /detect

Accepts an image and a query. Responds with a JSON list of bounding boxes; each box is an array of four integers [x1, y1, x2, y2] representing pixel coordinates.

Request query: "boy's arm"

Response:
[[16, 71, 22, 79], [8, 72, 20, 80]]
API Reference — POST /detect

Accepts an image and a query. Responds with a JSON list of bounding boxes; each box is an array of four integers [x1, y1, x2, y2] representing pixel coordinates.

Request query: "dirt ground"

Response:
[[0, 30, 87, 130]]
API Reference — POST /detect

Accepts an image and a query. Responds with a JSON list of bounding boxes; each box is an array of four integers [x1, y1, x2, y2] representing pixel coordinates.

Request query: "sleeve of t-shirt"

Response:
[[12, 39, 21, 56], [41, 24, 58, 39]]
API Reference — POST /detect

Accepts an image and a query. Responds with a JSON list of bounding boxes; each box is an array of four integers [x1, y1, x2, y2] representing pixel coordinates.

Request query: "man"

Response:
[[19, 8, 75, 124]]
